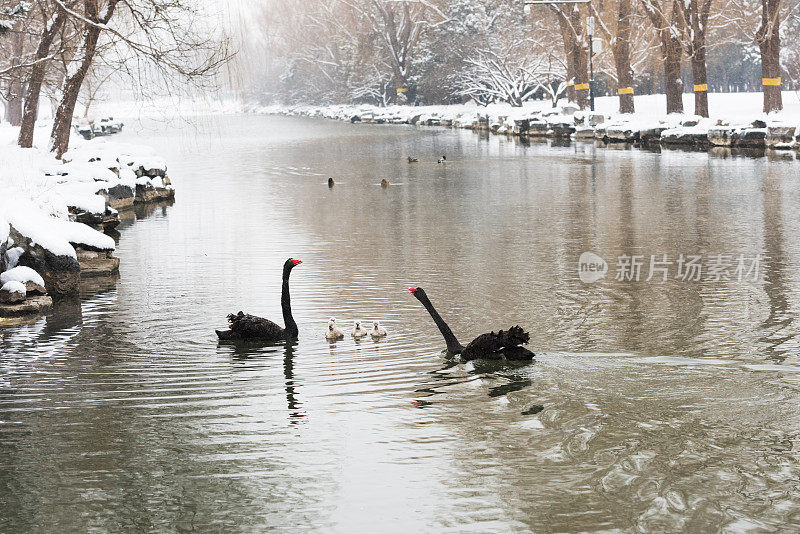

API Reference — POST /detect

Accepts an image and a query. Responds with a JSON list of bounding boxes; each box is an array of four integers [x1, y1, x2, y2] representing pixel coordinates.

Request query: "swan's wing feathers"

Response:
[[505, 325, 530, 346], [463, 332, 506, 355], [228, 312, 284, 338], [461, 326, 533, 360]]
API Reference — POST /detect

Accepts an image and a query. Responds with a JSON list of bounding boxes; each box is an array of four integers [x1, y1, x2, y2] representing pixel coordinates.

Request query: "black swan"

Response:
[[216, 258, 302, 341], [408, 287, 534, 361]]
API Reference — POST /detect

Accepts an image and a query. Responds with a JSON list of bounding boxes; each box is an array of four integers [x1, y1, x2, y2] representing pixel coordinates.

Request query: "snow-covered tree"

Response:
[[724, 0, 798, 111], [48, 0, 231, 157], [457, 44, 564, 107], [339, 0, 448, 104]]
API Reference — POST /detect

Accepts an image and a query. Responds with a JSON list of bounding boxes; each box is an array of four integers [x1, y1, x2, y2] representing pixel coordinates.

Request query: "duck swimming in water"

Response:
[[351, 320, 368, 339], [407, 157, 418, 163], [437, 155, 446, 164], [328, 177, 335, 187], [381, 179, 390, 188]]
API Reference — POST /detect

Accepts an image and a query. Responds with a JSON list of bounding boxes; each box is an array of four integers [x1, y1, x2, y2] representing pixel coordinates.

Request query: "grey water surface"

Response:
[[2, 114, 800, 532]]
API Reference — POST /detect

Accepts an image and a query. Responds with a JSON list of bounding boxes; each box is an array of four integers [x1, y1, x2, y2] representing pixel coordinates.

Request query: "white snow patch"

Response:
[[1, 280, 26, 295], [5, 203, 114, 258], [5, 247, 23, 269], [54, 182, 108, 214], [1, 266, 44, 287]]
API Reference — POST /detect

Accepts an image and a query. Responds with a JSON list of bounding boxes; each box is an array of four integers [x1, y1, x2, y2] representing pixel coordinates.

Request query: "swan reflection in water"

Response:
[[222, 340, 307, 425]]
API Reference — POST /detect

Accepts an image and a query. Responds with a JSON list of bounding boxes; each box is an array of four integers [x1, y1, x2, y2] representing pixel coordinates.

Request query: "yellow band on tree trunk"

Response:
[[693, 84, 708, 92], [618, 87, 634, 95], [762, 78, 781, 86], [574, 83, 590, 90]]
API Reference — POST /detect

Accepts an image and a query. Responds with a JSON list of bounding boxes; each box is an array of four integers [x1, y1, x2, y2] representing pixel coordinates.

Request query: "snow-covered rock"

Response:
[[708, 125, 736, 147], [1, 266, 46, 289], [765, 125, 798, 149], [734, 127, 767, 148], [7, 223, 81, 296], [0, 281, 26, 304], [573, 127, 595, 140]]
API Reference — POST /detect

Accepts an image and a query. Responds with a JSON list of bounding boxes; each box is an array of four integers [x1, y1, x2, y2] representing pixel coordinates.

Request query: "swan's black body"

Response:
[[216, 258, 301, 342], [409, 287, 534, 361]]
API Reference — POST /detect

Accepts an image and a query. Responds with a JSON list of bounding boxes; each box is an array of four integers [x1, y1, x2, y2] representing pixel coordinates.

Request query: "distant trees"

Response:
[[0, 0, 231, 156], [0, 1, 31, 126], [451, 3, 564, 107], [340, 0, 447, 103], [247, 0, 800, 116], [2, 0, 798, 119]]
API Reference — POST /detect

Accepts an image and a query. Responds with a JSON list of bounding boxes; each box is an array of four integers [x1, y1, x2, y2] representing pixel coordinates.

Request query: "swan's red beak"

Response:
[[408, 287, 417, 293], [292, 259, 302, 265]]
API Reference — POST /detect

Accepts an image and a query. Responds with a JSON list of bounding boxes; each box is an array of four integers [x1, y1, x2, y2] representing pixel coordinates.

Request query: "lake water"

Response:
[[2, 115, 800, 532]]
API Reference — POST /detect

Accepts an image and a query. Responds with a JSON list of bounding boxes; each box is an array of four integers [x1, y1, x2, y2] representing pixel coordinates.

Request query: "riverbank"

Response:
[[250, 91, 800, 152], [0, 124, 174, 318]]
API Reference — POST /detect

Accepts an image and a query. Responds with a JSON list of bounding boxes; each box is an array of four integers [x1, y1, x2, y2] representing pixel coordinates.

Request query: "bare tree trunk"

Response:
[[681, 0, 711, 117], [19, 9, 66, 148], [690, 46, 709, 117], [554, 7, 576, 103], [757, 0, 782, 113], [571, 6, 589, 110], [663, 38, 683, 114], [644, 0, 684, 114], [614, 0, 635, 113], [5, 30, 25, 126], [554, 5, 589, 109], [50, 0, 120, 157]]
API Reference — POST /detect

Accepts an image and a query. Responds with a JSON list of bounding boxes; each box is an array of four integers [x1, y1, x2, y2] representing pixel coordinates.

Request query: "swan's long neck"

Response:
[[418, 293, 464, 354], [282, 268, 298, 339]]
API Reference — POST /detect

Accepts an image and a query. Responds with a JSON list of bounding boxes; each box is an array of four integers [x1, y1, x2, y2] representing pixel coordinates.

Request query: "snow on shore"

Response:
[[0, 123, 172, 302], [249, 91, 800, 148]]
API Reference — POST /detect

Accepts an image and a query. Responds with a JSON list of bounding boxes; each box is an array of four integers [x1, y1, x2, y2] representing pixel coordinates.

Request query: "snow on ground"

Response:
[[250, 90, 800, 130], [0, 122, 169, 283], [594, 91, 800, 123]]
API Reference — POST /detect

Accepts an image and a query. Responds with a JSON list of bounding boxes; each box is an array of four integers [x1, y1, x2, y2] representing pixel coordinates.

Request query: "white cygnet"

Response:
[[351, 320, 368, 339], [325, 317, 344, 341], [370, 320, 387, 339]]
